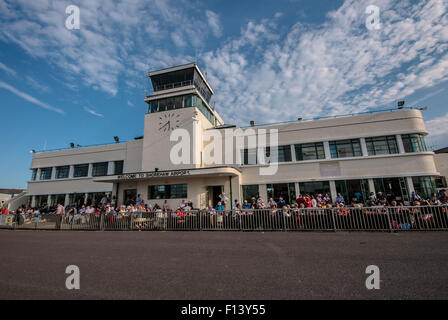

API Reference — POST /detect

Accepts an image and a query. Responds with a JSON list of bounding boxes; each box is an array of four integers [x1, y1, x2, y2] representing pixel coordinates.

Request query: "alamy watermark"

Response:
[[169, 127, 279, 175], [65, 5, 80, 30], [65, 265, 80, 290], [365, 265, 380, 290], [365, 5, 381, 30]]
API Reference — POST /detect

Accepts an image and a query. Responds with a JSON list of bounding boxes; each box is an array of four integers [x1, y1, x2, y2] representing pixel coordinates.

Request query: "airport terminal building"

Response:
[[25, 63, 444, 209]]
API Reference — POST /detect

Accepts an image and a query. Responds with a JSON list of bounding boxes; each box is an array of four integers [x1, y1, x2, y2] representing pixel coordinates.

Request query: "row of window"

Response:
[[31, 161, 124, 181], [31, 192, 109, 207], [242, 134, 427, 165], [147, 94, 216, 125], [242, 176, 438, 205], [148, 184, 188, 199]]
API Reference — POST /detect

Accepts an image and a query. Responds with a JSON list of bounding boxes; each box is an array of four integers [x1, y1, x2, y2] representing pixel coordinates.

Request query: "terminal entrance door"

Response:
[[207, 186, 223, 208], [123, 189, 137, 206]]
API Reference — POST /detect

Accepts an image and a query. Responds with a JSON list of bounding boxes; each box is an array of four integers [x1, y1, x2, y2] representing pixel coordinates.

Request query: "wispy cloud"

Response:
[[0, 0, 447, 127], [25, 75, 51, 93], [0, 61, 16, 76], [83, 106, 104, 118], [127, 100, 134, 107], [0, 81, 64, 114], [426, 113, 448, 137], [407, 88, 446, 107], [203, 0, 448, 124], [206, 10, 222, 37], [0, 0, 214, 96]]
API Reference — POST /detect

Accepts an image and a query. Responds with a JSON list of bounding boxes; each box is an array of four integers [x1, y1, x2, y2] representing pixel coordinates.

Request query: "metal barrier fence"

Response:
[[1, 206, 447, 232]]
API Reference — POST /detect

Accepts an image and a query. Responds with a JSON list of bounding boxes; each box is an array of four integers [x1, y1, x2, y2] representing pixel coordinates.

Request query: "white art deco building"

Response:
[[23, 63, 445, 209]]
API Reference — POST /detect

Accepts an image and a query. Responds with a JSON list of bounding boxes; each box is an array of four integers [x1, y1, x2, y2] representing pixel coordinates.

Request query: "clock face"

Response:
[[158, 112, 181, 133]]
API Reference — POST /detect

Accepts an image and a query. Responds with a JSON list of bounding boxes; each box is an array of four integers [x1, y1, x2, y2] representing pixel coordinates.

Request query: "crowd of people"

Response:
[[3, 189, 448, 221]]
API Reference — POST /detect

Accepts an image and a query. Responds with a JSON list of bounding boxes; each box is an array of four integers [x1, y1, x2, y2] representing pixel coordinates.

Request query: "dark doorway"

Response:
[[207, 186, 223, 208], [123, 189, 137, 206]]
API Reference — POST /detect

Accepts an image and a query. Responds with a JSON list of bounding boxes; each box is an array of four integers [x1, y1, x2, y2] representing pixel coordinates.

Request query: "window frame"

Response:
[[402, 134, 427, 153], [92, 162, 109, 177], [73, 164, 89, 178], [40, 167, 53, 180], [329, 139, 362, 159], [55, 166, 70, 179], [295, 142, 326, 161], [365, 136, 399, 156], [148, 184, 188, 200]]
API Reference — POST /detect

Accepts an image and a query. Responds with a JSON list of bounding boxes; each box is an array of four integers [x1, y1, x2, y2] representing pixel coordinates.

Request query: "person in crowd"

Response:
[[411, 191, 422, 203], [219, 192, 229, 209], [56, 203, 65, 215], [135, 194, 142, 206], [311, 195, 317, 208], [162, 200, 170, 212], [100, 195, 108, 207], [277, 197, 286, 209], [377, 192, 386, 205], [369, 192, 377, 206], [296, 194, 305, 207], [267, 198, 277, 208], [336, 193, 344, 204], [242, 200, 251, 210], [429, 193, 442, 206], [215, 201, 224, 211]]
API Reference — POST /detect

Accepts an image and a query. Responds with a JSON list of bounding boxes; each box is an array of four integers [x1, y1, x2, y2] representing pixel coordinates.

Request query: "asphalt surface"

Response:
[[0, 230, 447, 300]]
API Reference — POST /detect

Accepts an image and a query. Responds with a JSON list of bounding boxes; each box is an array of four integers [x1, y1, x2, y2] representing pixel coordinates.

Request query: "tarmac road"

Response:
[[0, 230, 447, 300]]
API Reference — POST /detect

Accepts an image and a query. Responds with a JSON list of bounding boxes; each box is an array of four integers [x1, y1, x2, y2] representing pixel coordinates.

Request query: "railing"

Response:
[[1, 206, 447, 232]]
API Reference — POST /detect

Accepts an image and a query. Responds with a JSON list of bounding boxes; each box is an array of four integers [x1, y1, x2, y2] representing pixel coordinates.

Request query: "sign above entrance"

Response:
[[117, 169, 190, 180]]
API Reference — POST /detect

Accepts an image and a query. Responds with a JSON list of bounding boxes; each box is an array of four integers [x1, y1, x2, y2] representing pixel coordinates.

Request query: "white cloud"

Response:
[[127, 100, 134, 107], [0, 0, 447, 127], [0, 61, 16, 76], [426, 113, 448, 136], [25, 75, 50, 92], [0, 0, 210, 96], [0, 81, 64, 114], [206, 10, 222, 37], [83, 106, 104, 118], [202, 0, 448, 125]]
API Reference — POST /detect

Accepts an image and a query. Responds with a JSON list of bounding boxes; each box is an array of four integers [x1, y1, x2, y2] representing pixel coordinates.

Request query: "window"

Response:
[[40, 167, 52, 180], [299, 181, 331, 198], [50, 194, 66, 206], [402, 134, 427, 153], [242, 148, 258, 165], [73, 164, 89, 178], [435, 176, 447, 189], [56, 166, 70, 179], [148, 94, 215, 125], [329, 139, 362, 158], [267, 183, 296, 204], [148, 184, 187, 199], [295, 143, 326, 161], [412, 176, 436, 199], [335, 179, 369, 203], [242, 185, 259, 202], [365, 136, 398, 156], [267, 145, 292, 163], [31, 169, 37, 181], [92, 162, 109, 177], [242, 145, 291, 165], [114, 160, 124, 175], [35, 195, 49, 206]]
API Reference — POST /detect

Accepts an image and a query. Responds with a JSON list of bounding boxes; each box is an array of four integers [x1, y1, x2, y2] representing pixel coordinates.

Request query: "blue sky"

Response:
[[0, 0, 447, 189]]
